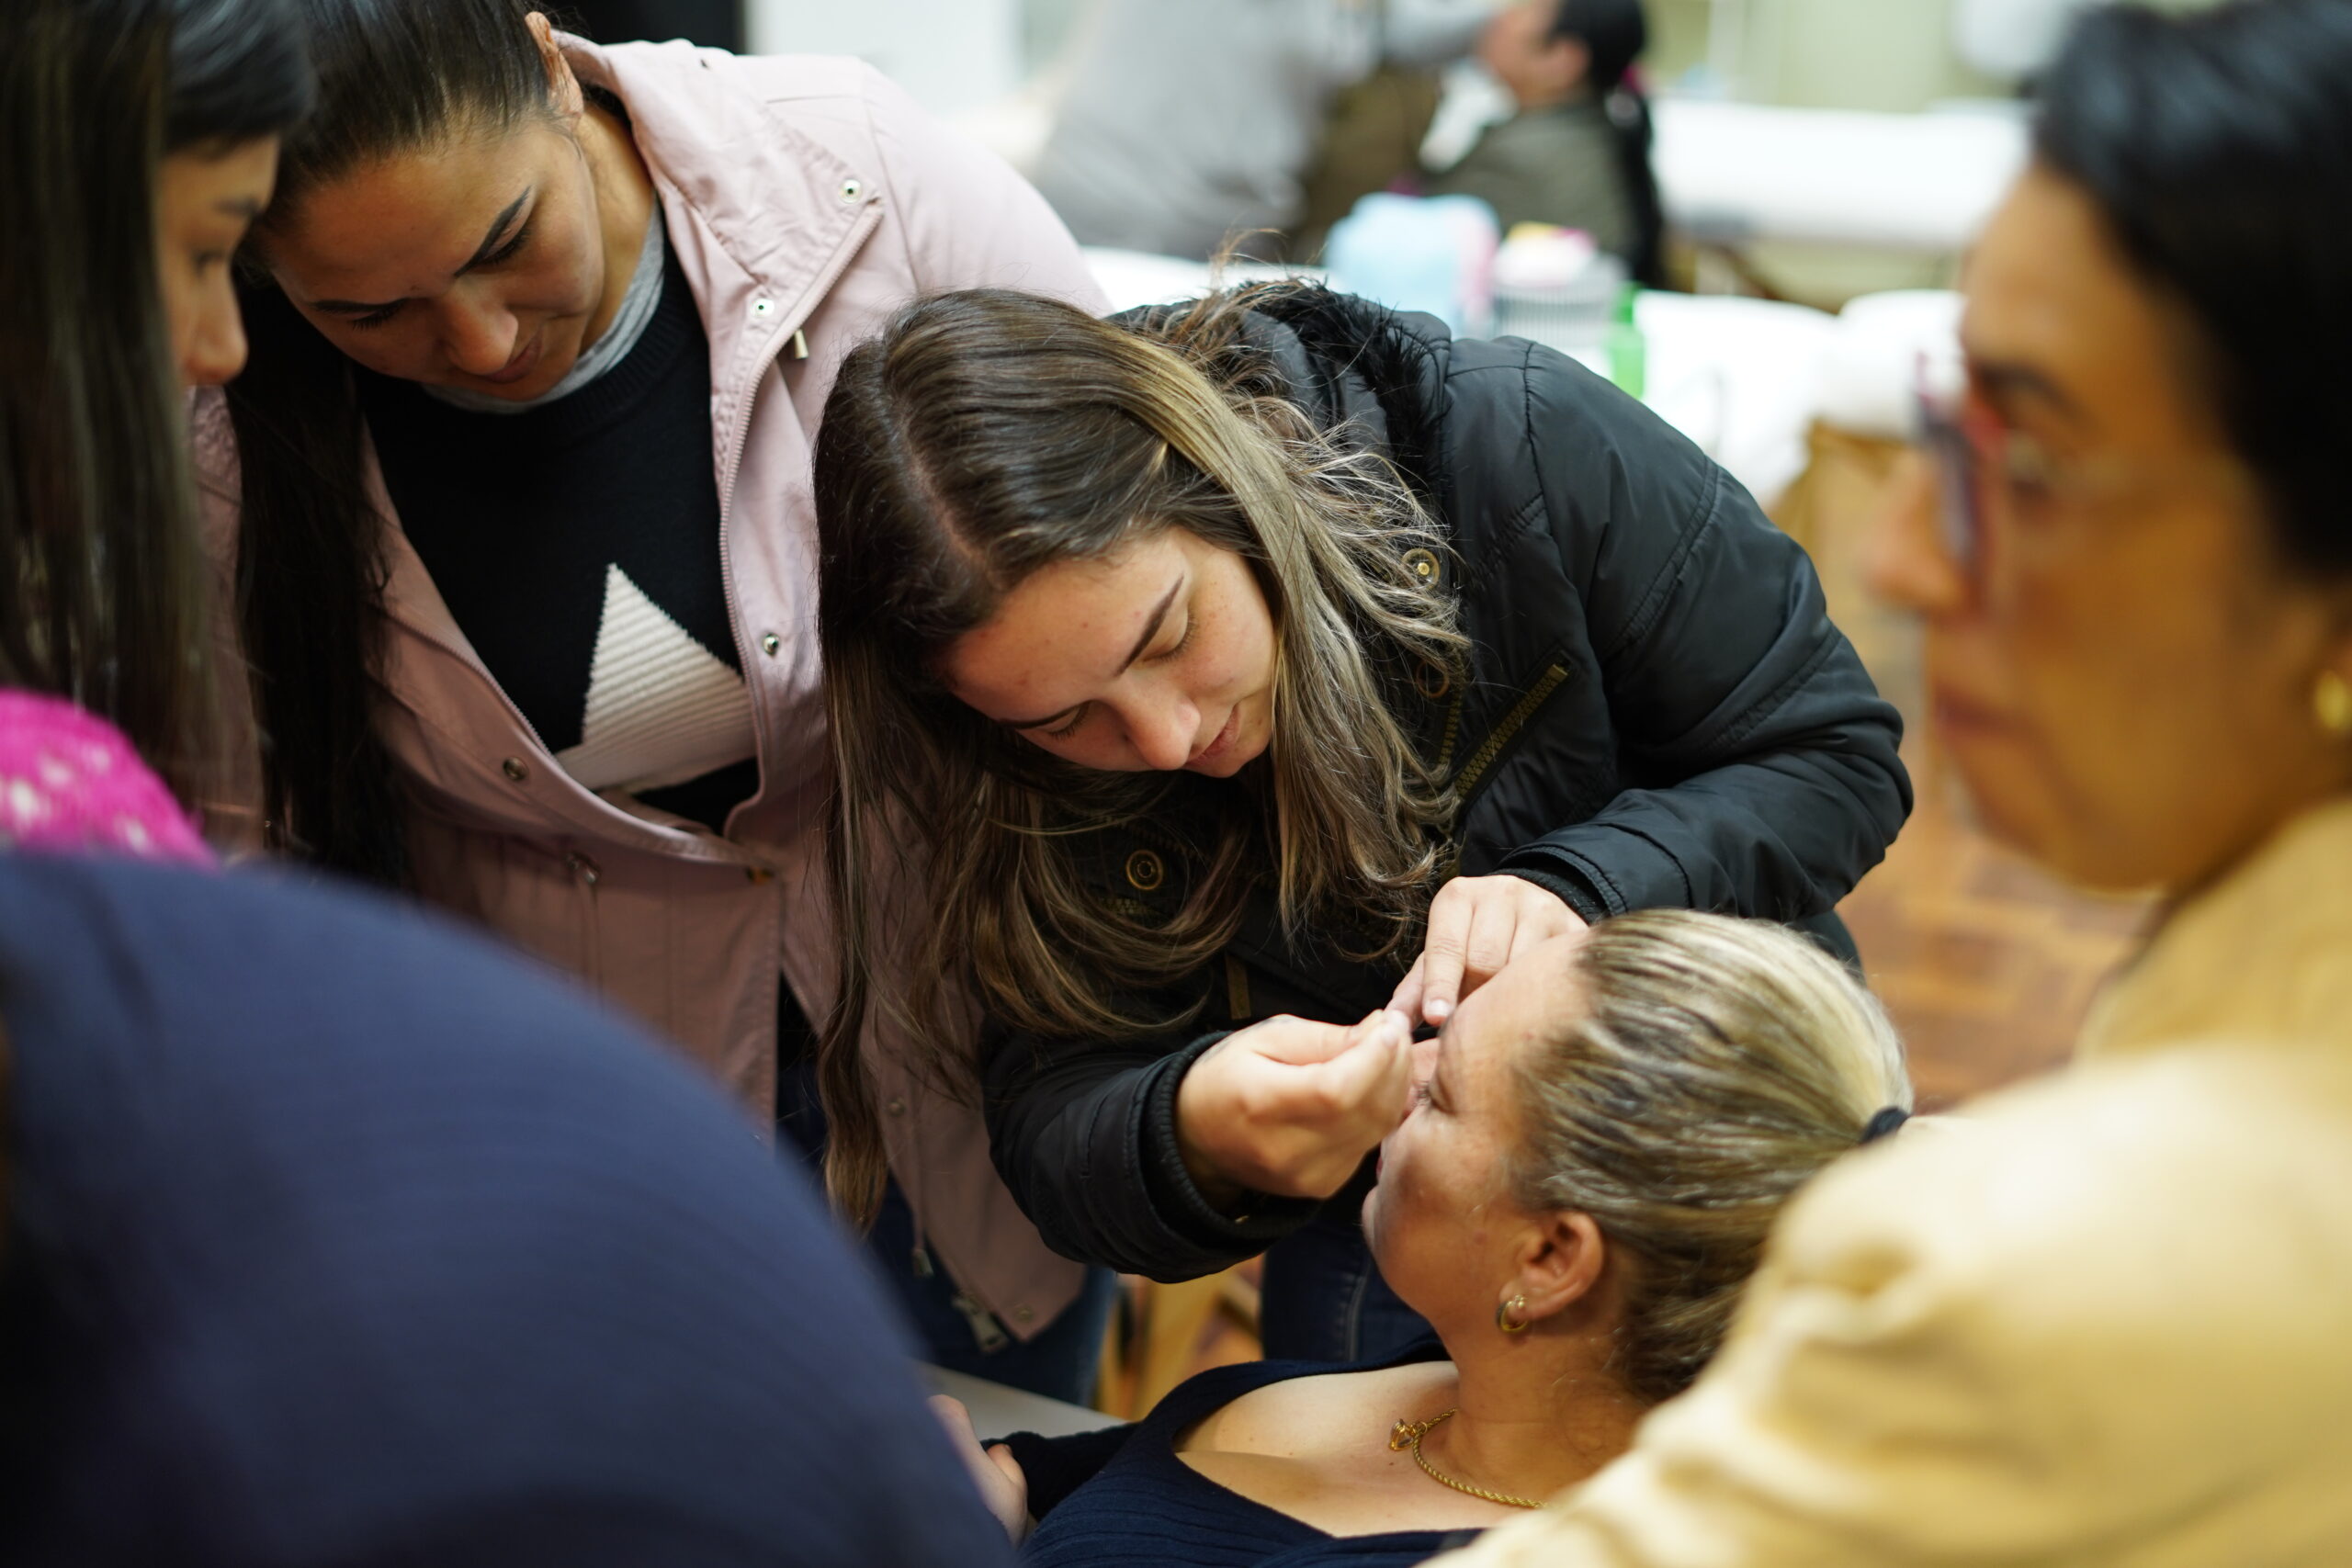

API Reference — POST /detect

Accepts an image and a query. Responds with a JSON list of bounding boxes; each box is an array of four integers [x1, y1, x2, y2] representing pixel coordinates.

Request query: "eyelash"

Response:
[[343, 219, 535, 331], [1035, 614, 1196, 740]]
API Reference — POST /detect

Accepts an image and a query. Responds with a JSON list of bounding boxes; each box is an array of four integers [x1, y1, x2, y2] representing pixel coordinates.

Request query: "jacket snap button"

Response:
[[1415, 661, 1452, 699], [566, 852, 601, 887], [501, 757, 529, 783], [1012, 1304, 1035, 1324], [744, 865, 774, 886], [839, 176, 863, 203], [1401, 547, 1441, 585], [887, 1097, 907, 1116], [760, 632, 782, 656], [1125, 849, 1165, 893], [751, 297, 774, 319]]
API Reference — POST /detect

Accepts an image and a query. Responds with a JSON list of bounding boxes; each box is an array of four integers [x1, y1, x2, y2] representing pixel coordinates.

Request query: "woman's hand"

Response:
[[930, 1395, 1031, 1543], [1175, 1010, 1415, 1208], [1389, 875, 1588, 1028]]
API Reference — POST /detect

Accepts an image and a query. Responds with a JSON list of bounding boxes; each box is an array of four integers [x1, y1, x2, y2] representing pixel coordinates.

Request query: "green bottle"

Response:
[[1608, 285, 1647, 401]]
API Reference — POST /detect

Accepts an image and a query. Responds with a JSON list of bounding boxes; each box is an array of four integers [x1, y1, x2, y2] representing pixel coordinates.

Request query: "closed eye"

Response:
[[1036, 705, 1090, 740]]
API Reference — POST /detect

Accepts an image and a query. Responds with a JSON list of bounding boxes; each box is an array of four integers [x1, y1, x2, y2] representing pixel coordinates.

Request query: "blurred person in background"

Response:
[[1031, 0, 1499, 260], [1423, 0, 1666, 287], [0, 3, 1012, 1563], [202, 0, 1114, 1403], [934, 915, 1910, 1566], [1432, 2, 2352, 1562], [812, 279, 1909, 1364]]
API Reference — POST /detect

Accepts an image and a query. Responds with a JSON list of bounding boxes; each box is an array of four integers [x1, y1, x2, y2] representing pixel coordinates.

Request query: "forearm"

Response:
[[982, 1028, 1315, 1281]]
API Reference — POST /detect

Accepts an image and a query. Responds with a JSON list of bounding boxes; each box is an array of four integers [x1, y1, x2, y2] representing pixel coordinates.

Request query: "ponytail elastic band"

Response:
[[1860, 1107, 1911, 1145]]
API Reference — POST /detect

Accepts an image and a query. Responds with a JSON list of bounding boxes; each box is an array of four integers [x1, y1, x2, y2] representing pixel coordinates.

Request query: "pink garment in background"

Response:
[[0, 692, 213, 866]]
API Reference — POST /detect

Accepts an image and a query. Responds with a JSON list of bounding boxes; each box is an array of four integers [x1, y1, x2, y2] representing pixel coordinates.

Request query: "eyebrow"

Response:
[[996, 578, 1185, 731], [306, 189, 533, 315], [213, 196, 265, 220]]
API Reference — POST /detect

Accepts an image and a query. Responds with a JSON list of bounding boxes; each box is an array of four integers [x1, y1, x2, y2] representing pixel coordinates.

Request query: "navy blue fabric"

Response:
[[1256, 1175, 1429, 1365], [775, 1053, 1118, 1403], [0, 855, 1010, 1568], [1003, 1342, 1464, 1568]]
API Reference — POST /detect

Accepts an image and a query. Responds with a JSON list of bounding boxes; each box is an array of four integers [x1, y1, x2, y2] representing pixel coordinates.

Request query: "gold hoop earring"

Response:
[[1496, 1295, 1531, 1335], [2317, 671, 2352, 738]]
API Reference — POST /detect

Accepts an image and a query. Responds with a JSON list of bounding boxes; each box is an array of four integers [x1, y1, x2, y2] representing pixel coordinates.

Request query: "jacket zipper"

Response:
[[714, 200, 884, 832], [1451, 663, 1571, 807]]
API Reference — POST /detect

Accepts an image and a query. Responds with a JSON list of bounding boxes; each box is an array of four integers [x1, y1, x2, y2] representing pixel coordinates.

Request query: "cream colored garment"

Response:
[[1435, 797, 2352, 1567]]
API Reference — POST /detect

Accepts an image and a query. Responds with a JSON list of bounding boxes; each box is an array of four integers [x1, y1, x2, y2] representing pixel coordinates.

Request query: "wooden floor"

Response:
[[1115, 435, 2156, 1401]]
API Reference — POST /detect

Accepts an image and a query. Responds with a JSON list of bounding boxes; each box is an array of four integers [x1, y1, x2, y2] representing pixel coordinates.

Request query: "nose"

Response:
[[1865, 453, 1972, 618], [179, 276, 250, 387], [439, 288, 522, 377], [1122, 697, 1197, 772]]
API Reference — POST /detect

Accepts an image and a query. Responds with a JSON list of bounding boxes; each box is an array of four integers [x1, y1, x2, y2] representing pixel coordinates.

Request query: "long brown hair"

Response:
[[812, 285, 1466, 1219]]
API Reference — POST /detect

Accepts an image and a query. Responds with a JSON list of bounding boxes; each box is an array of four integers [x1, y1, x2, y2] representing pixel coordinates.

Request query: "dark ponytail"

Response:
[[1, 0, 308, 810], [1553, 0, 1665, 288], [2035, 0, 2352, 579], [226, 0, 555, 882]]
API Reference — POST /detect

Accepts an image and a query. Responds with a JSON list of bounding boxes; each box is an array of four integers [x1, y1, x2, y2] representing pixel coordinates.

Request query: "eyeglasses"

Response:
[[1912, 360, 2064, 582], [1914, 355, 2250, 586]]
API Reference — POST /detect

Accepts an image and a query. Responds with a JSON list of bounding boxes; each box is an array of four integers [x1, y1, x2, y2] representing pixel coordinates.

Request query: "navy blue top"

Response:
[[0, 855, 1010, 1568], [1003, 1344, 1479, 1568]]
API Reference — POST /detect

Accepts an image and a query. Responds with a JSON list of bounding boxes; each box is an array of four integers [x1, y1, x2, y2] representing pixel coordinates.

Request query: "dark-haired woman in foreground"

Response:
[[196, 0, 1113, 1397], [814, 277, 1909, 1360], [1440, 1, 2352, 1561], [935, 915, 1909, 1566]]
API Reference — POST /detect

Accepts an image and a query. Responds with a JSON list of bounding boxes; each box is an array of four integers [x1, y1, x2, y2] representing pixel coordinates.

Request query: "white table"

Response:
[[1652, 98, 2029, 254], [924, 1365, 1126, 1440]]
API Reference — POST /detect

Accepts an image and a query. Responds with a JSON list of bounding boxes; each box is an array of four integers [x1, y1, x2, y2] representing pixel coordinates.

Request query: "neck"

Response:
[[575, 96, 657, 356], [1422, 1327, 1649, 1504]]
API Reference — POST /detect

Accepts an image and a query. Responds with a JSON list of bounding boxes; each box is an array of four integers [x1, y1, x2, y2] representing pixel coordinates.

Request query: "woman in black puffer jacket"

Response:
[[812, 283, 1910, 1362]]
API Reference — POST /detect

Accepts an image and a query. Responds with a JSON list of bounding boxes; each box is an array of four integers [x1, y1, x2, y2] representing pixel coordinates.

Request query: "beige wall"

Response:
[[1645, 0, 2225, 114]]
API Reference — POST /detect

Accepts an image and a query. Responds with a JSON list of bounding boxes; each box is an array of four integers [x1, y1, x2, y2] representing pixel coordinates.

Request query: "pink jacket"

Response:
[[194, 39, 1108, 1337]]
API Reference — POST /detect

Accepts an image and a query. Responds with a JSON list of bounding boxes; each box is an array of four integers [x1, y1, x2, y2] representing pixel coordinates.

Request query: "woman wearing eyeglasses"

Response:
[[1431, 1, 2352, 1562]]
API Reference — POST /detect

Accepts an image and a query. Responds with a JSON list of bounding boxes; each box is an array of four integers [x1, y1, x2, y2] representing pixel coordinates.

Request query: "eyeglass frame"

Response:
[[1912, 353, 2256, 588]]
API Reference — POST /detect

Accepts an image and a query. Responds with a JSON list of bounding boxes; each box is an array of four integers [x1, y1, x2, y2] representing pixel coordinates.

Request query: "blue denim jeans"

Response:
[[776, 1056, 1116, 1405], [1256, 1175, 1434, 1364]]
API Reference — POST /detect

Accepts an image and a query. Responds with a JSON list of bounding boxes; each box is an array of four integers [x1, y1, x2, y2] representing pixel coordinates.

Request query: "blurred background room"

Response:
[[566, 0, 2218, 1417]]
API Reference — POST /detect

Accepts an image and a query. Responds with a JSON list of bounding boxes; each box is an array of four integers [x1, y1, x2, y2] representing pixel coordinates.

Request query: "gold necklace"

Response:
[[1388, 1409, 1544, 1510]]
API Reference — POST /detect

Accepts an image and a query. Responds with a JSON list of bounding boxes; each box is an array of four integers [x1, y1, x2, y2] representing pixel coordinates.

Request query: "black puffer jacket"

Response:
[[981, 291, 1910, 1282]]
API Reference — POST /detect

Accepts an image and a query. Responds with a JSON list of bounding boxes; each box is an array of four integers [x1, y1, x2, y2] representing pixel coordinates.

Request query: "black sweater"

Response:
[[981, 291, 1913, 1283]]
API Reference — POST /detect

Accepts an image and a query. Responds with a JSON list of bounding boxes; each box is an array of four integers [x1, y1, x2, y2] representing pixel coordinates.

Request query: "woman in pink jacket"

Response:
[[198, 0, 1113, 1398]]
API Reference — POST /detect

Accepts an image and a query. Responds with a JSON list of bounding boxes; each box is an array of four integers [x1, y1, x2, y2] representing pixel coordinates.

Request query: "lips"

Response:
[[1191, 706, 1240, 765], [475, 331, 544, 386], [1928, 683, 2012, 739]]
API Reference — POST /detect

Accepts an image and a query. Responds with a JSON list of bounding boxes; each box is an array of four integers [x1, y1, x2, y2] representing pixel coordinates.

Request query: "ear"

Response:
[[525, 12, 587, 124], [1508, 1209, 1607, 1326]]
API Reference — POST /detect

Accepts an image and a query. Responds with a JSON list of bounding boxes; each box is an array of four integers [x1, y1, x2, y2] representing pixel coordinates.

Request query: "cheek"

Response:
[[1960, 510, 2324, 887]]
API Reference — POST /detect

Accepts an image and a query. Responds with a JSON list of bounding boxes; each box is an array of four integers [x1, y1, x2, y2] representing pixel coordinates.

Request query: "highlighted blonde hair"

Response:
[[1510, 909, 1910, 1402]]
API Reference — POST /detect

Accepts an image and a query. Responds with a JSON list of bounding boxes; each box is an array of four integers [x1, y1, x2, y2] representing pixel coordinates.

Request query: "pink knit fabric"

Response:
[[0, 691, 212, 865]]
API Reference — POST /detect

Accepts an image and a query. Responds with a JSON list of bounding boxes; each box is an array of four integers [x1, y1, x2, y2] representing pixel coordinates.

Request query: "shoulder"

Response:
[[1760, 1045, 2352, 1405], [0, 857, 789, 1237], [1184, 1355, 1454, 1460]]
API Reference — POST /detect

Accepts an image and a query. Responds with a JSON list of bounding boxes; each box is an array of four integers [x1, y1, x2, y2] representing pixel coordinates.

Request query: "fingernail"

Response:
[[1428, 1000, 1451, 1022]]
